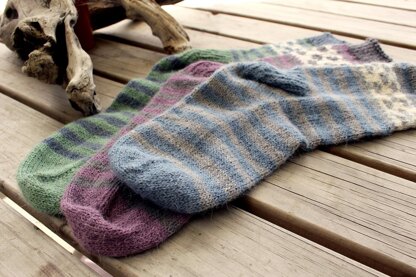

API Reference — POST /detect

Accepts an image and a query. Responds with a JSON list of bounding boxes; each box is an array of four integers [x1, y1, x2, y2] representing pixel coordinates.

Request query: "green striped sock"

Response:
[[16, 33, 345, 215]]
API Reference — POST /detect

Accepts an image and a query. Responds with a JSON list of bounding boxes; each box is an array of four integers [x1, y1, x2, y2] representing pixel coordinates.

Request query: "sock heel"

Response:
[[233, 62, 310, 96]]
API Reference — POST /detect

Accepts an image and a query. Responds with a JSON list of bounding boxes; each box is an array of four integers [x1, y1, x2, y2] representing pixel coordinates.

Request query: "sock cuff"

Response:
[[347, 38, 392, 63], [227, 62, 309, 96], [395, 63, 416, 91], [304, 32, 346, 46]]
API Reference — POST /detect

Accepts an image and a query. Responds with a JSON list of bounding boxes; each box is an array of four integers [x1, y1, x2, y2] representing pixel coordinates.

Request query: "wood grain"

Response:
[[95, 20, 259, 51], [174, 4, 416, 48], [138, 6, 415, 62], [0, 195, 95, 277], [0, 39, 163, 123], [263, 0, 416, 27], [327, 131, 416, 182], [241, 151, 416, 275], [90, 38, 165, 83], [338, 0, 416, 11], [0, 92, 70, 237], [98, 208, 384, 277]]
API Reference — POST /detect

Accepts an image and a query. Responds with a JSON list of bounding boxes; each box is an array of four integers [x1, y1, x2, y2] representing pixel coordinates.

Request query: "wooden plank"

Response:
[[338, 0, 416, 11], [240, 151, 416, 276], [97, 208, 385, 277], [95, 21, 259, 51], [328, 130, 416, 182], [0, 92, 70, 237], [90, 38, 165, 83], [174, 3, 416, 48], [0, 195, 95, 277], [262, 0, 416, 27], [0, 94, 383, 277], [96, 16, 416, 62]]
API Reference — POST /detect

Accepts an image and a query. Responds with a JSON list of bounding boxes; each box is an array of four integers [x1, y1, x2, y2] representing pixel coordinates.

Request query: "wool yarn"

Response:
[[109, 61, 415, 214], [17, 33, 340, 215], [59, 34, 385, 256]]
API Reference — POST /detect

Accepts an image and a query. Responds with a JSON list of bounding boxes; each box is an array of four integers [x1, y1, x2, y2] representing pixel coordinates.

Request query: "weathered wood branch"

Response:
[[0, 0, 190, 115]]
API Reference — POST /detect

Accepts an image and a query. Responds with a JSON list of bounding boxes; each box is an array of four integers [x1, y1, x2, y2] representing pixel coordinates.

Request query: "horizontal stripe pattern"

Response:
[[110, 62, 416, 214], [61, 33, 366, 256]]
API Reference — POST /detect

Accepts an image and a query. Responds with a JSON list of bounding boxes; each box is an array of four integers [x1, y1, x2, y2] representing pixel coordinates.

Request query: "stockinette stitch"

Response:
[[109, 61, 416, 214], [61, 62, 219, 257], [60, 33, 369, 256], [16, 32, 346, 215]]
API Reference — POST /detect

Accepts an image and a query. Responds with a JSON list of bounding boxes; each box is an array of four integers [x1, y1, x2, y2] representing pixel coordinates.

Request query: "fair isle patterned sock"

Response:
[[109, 61, 415, 214], [17, 33, 345, 215], [59, 37, 389, 256]]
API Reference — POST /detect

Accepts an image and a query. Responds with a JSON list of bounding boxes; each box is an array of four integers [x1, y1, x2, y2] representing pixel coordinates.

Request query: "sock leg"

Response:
[[110, 62, 415, 214]]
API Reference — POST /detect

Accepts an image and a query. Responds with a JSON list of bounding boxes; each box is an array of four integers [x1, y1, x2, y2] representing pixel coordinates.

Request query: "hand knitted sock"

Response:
[[59, 36, 389, 256], [109, 61, 415, 214], [16, 32, 345, 215]]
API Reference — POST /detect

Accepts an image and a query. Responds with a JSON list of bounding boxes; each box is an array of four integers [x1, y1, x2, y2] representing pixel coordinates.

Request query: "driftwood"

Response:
[[0, 0, 190, 115]]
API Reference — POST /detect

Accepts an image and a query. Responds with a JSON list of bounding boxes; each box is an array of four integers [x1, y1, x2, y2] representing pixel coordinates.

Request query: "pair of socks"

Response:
[[17, 33, 344, 215], [61, 38, 394, 256]]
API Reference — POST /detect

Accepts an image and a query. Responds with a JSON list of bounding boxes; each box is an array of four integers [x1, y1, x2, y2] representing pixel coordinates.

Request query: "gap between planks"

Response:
[[261, 0, 415, 27], [0, 192, 98, 277], [335, 0, 416, 12], [238, 150, 416, 275], [174, 3, 416, 49], [95, 19, 416, 63]]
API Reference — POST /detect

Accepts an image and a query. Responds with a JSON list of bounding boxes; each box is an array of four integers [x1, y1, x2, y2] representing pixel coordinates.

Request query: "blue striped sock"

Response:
[[109, 62, 416, 214]]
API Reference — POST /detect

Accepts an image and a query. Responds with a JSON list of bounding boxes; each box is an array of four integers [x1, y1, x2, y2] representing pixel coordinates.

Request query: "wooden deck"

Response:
[[0, 0, 415, 276]]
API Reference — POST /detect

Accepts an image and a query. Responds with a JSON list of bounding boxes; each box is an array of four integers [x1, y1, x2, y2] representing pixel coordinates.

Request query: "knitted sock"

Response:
[[16, 33, 344, 215], [110, 61, 415, 214], [59, 37, 387, 256]]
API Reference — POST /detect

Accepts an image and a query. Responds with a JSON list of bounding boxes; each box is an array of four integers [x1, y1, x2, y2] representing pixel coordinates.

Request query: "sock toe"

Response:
[[61, 185, 190, 257], [18, 177, 62, 214], [16, 152, 82, 215]]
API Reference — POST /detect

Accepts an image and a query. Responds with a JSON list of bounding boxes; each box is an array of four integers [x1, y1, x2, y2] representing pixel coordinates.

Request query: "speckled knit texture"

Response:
[[17, 33, 343, 215], [110, 61, 416, 214], [59, 35, 387, 257]]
